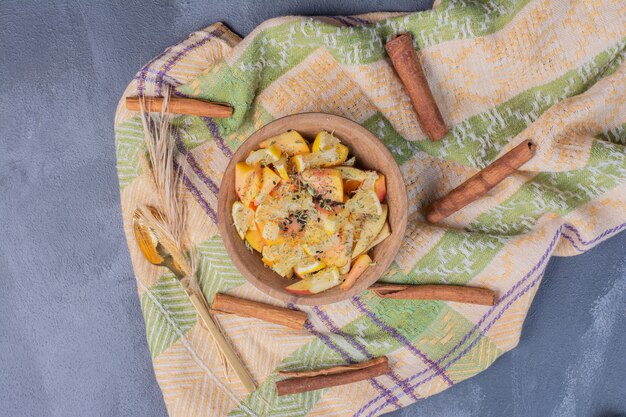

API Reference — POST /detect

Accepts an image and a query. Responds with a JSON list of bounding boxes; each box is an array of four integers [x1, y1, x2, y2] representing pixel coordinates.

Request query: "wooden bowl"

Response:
[[217, 113, 407, 305]]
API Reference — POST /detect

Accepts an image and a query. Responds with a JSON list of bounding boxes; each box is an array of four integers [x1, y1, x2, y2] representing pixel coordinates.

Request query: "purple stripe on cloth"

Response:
[[331, 16, 356, 27], [345, 15, 371, 25], [133, 70, 181, 87], [312, 306, 420, 402], [303, 321, 402, 409], [363, 261, 553, 417], [204, 117, 233, 158], [313, 306, 370, 358], [155, 28, 224, 95], [137, 47, 173, 95], [562, 222, 626, 247], [352, 297, 454, 386], [355, 228, 564, 417], [175, 131, 220, 195], [560, 232, 586, 252], [172, 160, 218, 223]]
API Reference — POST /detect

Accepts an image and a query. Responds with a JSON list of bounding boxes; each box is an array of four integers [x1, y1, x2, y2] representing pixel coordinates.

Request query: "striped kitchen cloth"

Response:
[[114, 0, 626, 415]]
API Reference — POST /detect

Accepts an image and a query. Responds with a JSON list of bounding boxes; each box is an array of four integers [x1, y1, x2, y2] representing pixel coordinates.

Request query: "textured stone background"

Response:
[[1, 1, 624, 416]]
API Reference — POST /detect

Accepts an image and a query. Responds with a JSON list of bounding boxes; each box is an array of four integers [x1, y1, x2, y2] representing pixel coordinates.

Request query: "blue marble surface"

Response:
[[0, 1, 624, 416]]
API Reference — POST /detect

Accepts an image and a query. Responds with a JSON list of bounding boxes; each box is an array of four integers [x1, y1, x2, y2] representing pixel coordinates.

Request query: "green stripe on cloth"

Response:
[[141, 273, 197, 358], [178, 0, 532, 134], [140, 236, 246, 357], [471, 140, 626, 235], [417, 39, 626, 168], [115, 118, 144, 190]]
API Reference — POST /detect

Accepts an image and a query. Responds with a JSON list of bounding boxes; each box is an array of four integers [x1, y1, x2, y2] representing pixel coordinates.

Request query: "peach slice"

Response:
[[254, 167, 281, 206], [301, 168, 344, 202], [235, 162, 262, 207], [340, 254, 372, 290], [244, 227, 265, 253], [343, 179, 362, 195], [374, 174, 386, 202], [259, 130, 310, 155]]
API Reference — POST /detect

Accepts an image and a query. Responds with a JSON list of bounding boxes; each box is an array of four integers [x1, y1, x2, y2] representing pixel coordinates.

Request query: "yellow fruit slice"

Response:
[[345, 189, 383, 217], [312, 131, 340, 152], [319, 212, 339, 234], [358, 221, 390, 258], [273, 157, 290, 181], [245, 227, 265, 252], [258, 221, 283, 245], [232, 201, 254, 239], [336, 166, 367, 181], [262, 243, 303, 278], [293, 144, 349, 172], [294, 258, 326, 277], [235, 162, 262, 207], [259, 130, 310, 155], [321, 222, 353, 270], [301, 168, 344, 202], [302, 232, 340, 257], [352, 204, 387, 258], [245, 144, 282, 166], [254, 167, 281, 206], [285, 267, 341, 295]]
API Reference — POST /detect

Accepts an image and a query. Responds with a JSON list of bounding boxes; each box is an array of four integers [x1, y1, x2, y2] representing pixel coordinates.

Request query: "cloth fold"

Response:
[[114, 1, 626, 416]]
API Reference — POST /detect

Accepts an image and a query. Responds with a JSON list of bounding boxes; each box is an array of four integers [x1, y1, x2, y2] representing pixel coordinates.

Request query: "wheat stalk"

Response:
[[136, 90, 197, 290]]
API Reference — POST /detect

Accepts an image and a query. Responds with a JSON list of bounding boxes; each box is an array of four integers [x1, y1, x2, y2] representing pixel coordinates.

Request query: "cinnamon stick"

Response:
[[371, 283, 496, 306], [211, 293, 308, 330], [278, 357, 388, 378], [425, 140, 535, 223], [276, 357, 390, 396], [385, 33, 448, 141], [125, 96, 233, 118]]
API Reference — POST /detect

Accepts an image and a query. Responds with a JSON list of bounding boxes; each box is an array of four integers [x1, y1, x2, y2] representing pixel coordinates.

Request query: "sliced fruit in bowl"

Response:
[[286, 267, 342, 295], [217, 113, 408, 305]]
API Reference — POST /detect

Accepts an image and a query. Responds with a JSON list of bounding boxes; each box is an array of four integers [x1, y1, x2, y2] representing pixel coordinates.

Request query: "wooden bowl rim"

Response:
[[217, 112, 408, 305]]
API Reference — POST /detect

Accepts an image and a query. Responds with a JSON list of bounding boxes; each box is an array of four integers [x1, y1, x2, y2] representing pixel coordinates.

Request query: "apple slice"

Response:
[[357, 221, 390, 258], [336, 166, 368, 181], [262, 243, 303, 278], [259, 130, 310, 155], [285, 267, 341, 295], [293, 144, 349, 172], [345, 189, 382, 217], [340, 254, 372, 290], [245, 144, 282, 166], [301, 168, 344, 202], [232, 201, 255, 239], [352, 204, 388, 258]]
